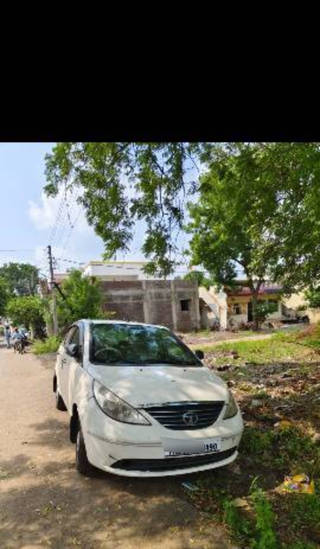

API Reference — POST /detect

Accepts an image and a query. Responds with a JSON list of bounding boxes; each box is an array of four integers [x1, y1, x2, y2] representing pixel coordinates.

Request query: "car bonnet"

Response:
[[87, 363, 228, 407]]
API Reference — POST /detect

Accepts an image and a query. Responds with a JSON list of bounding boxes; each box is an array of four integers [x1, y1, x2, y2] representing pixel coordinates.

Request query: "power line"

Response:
[[60, 203, 82, 256], [0, 249, 34, 252], [55, 257, 85, 266], [49, 188, 76, 250], [47, 245, 58, 336]]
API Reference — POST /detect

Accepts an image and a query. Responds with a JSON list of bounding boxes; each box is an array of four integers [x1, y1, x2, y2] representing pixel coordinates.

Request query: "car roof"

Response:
[[78, 319, 170, 331]]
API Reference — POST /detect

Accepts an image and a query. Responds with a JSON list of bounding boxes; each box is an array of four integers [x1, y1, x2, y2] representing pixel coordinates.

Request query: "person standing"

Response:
[[4, 325, 11, 349]]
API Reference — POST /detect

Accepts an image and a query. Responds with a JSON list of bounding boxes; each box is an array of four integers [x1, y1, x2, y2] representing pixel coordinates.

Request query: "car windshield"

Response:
[[90, 323, 201, 367]]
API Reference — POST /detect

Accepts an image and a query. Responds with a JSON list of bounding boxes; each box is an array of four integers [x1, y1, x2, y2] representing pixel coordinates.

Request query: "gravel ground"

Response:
[[0, 342, 234, 549], [180, 324, 305, 348]]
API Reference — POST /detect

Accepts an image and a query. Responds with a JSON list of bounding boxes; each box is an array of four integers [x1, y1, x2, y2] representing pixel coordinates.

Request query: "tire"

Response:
[[55, 389, 67, 411], [75, 424, 95, 476]]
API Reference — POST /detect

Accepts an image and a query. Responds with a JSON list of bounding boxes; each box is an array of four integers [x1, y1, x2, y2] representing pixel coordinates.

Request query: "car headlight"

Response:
[[93, 380, 151, 425], [223, 390, 238, 419]]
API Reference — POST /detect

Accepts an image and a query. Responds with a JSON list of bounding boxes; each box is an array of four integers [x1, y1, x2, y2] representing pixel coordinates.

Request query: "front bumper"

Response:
[[81, 397, 243, 477]]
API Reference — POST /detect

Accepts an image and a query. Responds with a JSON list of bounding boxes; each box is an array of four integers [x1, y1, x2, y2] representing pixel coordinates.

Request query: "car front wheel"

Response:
[[76, 425, 95, 476], [55, 389, 67, 411]]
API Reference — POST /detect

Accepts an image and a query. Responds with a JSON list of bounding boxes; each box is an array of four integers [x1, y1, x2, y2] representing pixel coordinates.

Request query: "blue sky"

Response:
[[0, 143, 107, 274], [0, 143, 190, 277]]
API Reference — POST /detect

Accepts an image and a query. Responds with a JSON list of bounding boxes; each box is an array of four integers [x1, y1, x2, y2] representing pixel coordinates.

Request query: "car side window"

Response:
[[69, 327, 80, 346], [64, 327, 76, 347]]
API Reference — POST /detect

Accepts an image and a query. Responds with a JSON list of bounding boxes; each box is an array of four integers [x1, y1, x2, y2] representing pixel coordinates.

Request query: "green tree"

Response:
[[44, 143, 201, 277], [44, 142, 320, 290], [305, 286, 320, 309], [0, 262, 39, 296], [55, 269, 108, 329], [187, 143, 301, 329], [254, 301, 278, 328], [183, 270, 213, 290], [6, 295, 45, 337], [196, 142, 320, 293], [0, 278, 10, 316]]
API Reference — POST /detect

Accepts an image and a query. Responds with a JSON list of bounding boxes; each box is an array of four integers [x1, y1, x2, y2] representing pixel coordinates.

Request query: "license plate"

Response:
[[163, 437, 222, 457]]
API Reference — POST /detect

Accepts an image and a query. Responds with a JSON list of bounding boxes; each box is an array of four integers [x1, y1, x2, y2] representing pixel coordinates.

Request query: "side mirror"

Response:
[[66, 343, 80, 358], [195, 349, 204, 360]]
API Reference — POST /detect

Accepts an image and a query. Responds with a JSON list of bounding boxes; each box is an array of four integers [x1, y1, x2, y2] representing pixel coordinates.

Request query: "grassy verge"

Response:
[[32, 336, 61, 355], [185, 326, 320, 547]]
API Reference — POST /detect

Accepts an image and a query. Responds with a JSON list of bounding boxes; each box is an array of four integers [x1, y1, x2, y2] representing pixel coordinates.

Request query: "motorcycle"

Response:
[[13, 335, 28, 354]]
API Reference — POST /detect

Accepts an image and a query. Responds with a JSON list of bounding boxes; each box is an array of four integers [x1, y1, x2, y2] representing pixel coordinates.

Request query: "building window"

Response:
[[180, 299, 191, 312], [232, 303, 242, 315]]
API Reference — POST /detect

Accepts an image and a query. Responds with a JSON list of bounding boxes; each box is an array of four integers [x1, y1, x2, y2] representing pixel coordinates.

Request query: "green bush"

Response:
[[287, 542, 318, 549], [223, 499, 253, 542], [250, 488, 277, 549], [6, 295, 45, 337], [222, 488, 278, 549], [240, 427, 273, 455], [288, 492, 320, 533], [32, 336, 61, 355]]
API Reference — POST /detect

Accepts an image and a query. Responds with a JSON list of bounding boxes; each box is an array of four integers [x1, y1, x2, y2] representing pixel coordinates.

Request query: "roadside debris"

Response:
[[217, 365, 231, 372], [274, 420, 293, 430], [312, 433, 320, 444], [249, 399, 262, 408], [232, 497, 250, 509], [276, 473, 315, 494], [182, 481, 199, 492]]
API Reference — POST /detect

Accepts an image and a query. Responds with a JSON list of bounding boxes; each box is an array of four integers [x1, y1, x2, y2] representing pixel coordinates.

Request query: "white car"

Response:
[[53, 320, 243, 477]]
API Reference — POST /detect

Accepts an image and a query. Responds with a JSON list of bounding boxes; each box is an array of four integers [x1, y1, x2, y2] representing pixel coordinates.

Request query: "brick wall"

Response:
[[99, 279, 200, 332]]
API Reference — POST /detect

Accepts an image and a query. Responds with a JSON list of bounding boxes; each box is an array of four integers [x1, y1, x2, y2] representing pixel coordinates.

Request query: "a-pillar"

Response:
[[142, 280, 151, 324], [170, 280, 178, 331]]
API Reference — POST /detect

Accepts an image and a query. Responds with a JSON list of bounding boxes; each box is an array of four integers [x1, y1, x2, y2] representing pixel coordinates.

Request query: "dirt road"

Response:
[[0, 344, 233, 549]]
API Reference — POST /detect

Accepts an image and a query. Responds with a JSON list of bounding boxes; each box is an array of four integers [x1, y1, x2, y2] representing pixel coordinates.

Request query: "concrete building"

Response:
[[283, 292, 320, 324], [39, 261, 200, 332], [199, 281, 283, 330], [100, 279, 200, 332], [82, 261, 158, 281], [81, 261, 200, 331]]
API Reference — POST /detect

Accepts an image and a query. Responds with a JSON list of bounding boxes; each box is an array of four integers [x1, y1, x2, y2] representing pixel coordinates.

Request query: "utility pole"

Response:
[[47, 245, 58, 336]]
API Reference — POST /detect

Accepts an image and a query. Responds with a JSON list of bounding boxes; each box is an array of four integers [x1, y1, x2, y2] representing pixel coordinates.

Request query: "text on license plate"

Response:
[[164, 437, 221, 457]]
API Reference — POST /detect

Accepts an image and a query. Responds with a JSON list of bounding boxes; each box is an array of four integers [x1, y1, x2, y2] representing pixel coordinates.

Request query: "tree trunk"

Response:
[[251, 292, 259, 331], [244, 276, 263, 331]]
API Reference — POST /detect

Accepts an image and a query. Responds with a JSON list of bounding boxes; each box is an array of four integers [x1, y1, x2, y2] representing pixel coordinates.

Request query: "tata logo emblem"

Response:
[[182, 411, 199, 426]]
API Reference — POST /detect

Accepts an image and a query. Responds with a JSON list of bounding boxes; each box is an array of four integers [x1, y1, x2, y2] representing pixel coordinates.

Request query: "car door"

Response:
[[58, 326, 77, 408], [63, 325, 83, 411]]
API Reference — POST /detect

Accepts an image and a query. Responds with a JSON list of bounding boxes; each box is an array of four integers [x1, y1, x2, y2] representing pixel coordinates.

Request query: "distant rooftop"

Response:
[[82, 260, 149, 269], [226, 283, 282, 297]]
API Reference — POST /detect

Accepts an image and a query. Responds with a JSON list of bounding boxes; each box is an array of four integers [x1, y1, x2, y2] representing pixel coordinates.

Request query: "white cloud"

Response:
[[28, 191, 61, 230], [28, 189, 106, 272], [28, 184, 164, 272]]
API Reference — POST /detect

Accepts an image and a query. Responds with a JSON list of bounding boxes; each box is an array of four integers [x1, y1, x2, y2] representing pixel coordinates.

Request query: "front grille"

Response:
[[112, 447, 237, 472], [142, 401, 225, 430]]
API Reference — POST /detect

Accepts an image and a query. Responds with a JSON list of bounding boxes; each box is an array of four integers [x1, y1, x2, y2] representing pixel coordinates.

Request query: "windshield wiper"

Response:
[[93, 358, 146, 365], [145, 359, 198, 366]]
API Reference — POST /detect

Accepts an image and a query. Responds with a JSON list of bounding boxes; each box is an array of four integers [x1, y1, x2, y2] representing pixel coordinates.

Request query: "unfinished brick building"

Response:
[[99, 279, 200, 332]]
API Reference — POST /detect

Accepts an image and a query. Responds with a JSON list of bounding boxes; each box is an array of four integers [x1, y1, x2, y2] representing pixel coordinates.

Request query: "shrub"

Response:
[[250, 488, 277, 549], [55, 269, 113, 331], [32, 336, 61, 355], [223, 499, 252, 542], [6, 295, 45, 337]]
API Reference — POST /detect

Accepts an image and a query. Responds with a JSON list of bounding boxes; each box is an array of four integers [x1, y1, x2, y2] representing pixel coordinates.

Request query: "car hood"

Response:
[[87, 363, 229, 406]]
